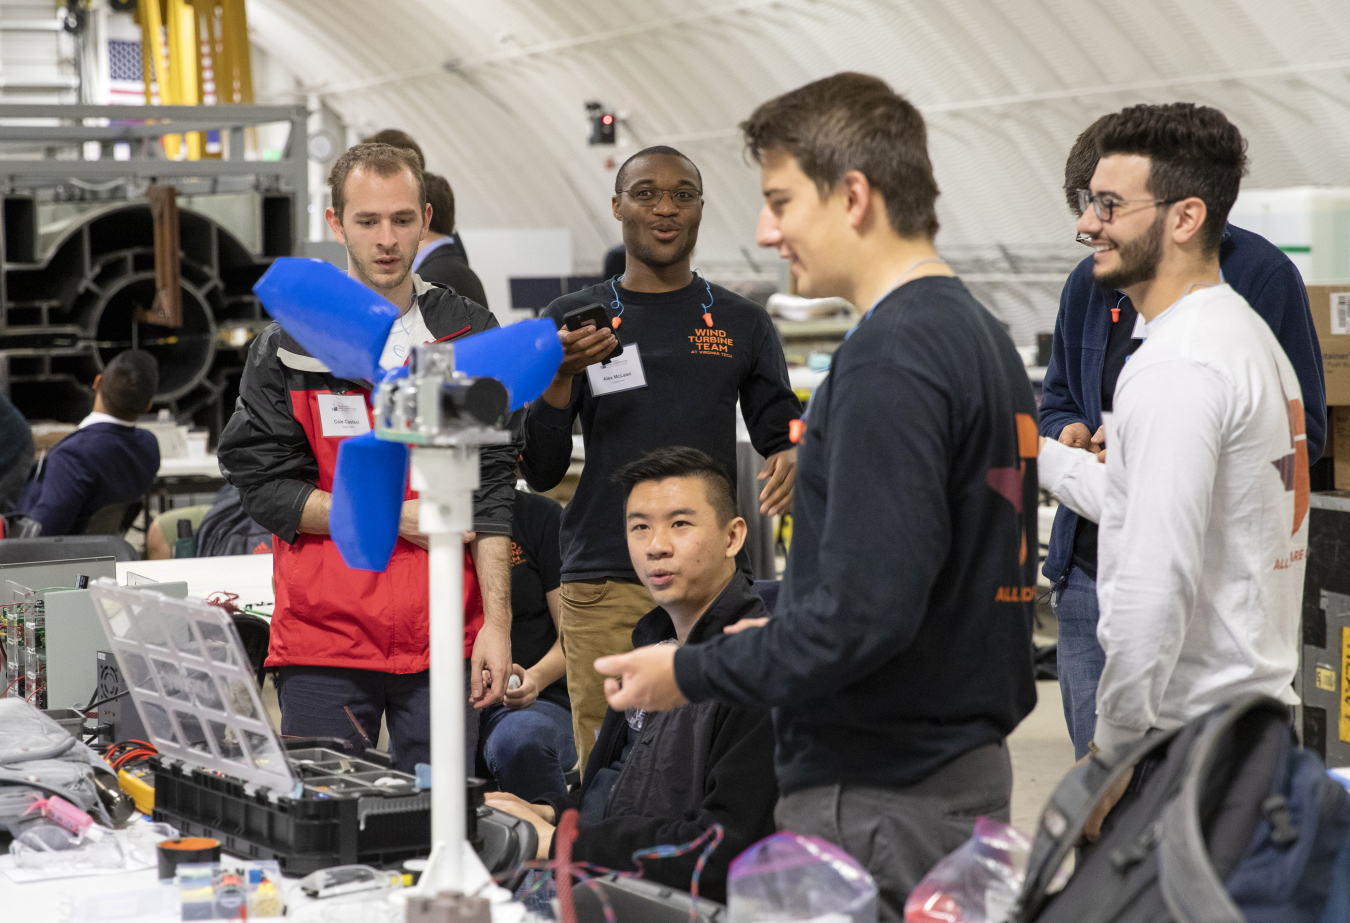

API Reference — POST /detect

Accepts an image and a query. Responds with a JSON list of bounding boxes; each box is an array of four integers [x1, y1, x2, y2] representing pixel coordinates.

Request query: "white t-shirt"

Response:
[[1039, 283, 1308, 750], [379, 302, 434, 371]]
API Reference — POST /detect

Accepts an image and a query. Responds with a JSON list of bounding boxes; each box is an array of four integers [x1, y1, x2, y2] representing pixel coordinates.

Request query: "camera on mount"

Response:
[[372, 341, 512, 446]]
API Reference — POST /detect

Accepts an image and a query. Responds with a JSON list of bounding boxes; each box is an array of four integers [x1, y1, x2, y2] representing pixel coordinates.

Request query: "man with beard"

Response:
[[219, 142, 515, 773], [519, 145, 801, 770], [1038, 103, 1309, 834], [1039, 113, 1323, 759]]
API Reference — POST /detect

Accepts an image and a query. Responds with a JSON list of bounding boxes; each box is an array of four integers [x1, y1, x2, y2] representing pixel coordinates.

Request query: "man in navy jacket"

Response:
[[15, 350, 160, 536], [1041, 120, 1325, 758]]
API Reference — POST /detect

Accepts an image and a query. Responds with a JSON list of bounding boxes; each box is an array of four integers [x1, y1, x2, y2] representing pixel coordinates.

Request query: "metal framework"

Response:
[[0, 103, 308, 253]]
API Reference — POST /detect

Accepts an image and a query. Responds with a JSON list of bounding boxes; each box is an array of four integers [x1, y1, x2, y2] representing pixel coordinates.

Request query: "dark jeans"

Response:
[[480, 698, 576, 802], [773, 741, 1012, 923], [276, 664, 478, 776], [1052, 565, 1106, 760]]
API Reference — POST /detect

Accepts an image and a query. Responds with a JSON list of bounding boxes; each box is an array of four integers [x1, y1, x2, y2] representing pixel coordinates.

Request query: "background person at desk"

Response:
[[13, 350, 160, 537], [518, 144, 801, 773]]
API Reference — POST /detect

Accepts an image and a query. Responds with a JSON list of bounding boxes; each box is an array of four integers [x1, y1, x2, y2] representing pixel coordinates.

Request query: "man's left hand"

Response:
[[595, 644, 688, 712], [758, 447, 797, 516], [504, 665, 540, 710], [470, 620, 512, 709]]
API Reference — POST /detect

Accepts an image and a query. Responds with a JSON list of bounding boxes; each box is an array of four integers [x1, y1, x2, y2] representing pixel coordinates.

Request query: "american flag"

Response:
[[108, 38, 146, 105]]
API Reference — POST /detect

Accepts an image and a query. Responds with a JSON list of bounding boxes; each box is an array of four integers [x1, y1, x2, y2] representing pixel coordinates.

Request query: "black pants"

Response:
[[773, 741, 1013, 922], [275, 664, 478, 776]]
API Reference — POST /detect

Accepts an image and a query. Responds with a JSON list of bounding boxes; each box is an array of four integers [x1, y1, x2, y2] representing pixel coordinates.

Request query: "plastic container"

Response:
[[151, 751, 431, 876]]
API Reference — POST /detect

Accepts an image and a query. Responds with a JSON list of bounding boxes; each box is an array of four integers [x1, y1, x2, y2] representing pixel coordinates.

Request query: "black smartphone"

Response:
[[561, 303, 622, 359]]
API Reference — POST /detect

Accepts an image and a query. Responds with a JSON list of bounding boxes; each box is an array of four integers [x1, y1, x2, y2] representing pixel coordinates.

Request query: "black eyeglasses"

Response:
[[623, 186, 703, 209], [1077, 188, 1180, 223]]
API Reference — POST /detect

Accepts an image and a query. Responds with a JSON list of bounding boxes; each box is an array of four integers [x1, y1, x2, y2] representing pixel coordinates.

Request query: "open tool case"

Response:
[[89, 580, 439, 875]]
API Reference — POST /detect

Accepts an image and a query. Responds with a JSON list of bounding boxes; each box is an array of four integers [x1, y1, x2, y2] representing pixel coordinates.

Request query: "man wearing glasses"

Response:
[[519, 145, 801, 771], [1039, 114, 1324, 760]]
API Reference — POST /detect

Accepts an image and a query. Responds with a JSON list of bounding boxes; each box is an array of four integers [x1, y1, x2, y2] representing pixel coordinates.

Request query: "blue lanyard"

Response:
[[610, 271, 716, 326]]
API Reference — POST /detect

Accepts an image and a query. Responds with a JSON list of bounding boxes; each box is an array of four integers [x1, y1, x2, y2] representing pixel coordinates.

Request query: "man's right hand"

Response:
[[398, 499, 429, 550], [557, 322, 617, 378]]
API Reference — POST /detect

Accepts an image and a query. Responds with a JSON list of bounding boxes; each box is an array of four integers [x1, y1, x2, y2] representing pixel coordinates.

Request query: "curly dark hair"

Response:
[[1094, 103, 1248, 253]]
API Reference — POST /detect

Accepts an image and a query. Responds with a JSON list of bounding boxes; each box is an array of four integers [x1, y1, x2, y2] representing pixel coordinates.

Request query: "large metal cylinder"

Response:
[[1, 201, 274, 429]]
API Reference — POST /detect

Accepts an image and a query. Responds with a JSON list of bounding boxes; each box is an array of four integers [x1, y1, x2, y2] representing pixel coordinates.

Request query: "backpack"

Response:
[[1012, 694, 1350, 923]]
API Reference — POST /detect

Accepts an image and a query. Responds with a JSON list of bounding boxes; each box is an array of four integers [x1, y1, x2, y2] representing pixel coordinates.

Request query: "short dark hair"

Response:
[[741, 72, 939, 239], [1064, 115, 1111, 215], [425, 173, 456, 235], [100, 350, 158, 421], [327, 142, 426, 222], [614, 145, 702, 195], [1094, 103, 1248, 253], [364, 129, 425, 171], [615, 447, 737, 527]]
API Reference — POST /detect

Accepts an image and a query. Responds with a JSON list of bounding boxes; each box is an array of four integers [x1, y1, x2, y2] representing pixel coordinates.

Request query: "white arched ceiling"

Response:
[[245, 0, 1350, 342]]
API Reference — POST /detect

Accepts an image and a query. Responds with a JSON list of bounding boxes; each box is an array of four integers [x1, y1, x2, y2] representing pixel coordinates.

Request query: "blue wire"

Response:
[[609, 276, 625, 320]]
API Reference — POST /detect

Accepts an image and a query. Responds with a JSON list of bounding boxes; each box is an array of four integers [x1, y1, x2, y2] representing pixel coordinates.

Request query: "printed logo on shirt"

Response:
[[510, 540, 525, 569], [986, 412, 1039, 571], [689, 327, 734, 358], [1271, 396, 1310, 537]]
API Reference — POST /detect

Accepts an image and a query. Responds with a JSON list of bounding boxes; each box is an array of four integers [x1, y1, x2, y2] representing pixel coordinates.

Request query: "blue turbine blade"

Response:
[[453, 318, 563, 411], [253, 258, 399, 383], [330, 431, 408, 572]]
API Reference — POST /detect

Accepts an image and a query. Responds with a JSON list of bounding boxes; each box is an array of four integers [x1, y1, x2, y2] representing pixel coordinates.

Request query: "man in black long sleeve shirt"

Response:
[[598, 75, 1039, 921], [520, 145, 801, 771]]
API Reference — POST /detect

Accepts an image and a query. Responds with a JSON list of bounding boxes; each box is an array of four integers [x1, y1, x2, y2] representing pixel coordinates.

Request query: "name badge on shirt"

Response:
[[318, 393, 371, 438], [586, 343, 648, 396]]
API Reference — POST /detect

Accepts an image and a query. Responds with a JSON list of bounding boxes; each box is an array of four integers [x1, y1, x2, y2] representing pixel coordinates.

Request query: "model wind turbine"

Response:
[[252, 258, 562, 905]]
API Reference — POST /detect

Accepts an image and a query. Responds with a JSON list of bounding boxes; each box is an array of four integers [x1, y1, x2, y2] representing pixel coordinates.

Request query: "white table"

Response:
[[155, 454, 222, 479], [116, 554, 275, 615]]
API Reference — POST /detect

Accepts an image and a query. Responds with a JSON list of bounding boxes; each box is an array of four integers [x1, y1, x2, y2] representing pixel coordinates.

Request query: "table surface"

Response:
[[156, 455, 222, 479], [116, 553, 275, 615]]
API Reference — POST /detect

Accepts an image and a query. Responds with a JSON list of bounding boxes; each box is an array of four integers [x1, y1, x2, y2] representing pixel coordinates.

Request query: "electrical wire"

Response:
[[491, 817, 725, 923]]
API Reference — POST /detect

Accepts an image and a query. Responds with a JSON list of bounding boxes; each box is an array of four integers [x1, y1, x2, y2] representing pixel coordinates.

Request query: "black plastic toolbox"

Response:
[[151, 748, 431, 875]]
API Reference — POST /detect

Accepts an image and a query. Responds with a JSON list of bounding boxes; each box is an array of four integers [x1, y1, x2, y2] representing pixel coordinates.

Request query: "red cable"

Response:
[[555, 808, 579, 923]]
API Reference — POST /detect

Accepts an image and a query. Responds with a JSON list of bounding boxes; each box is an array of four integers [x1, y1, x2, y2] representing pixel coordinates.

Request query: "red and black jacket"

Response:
[[219, 278, 518, 672]]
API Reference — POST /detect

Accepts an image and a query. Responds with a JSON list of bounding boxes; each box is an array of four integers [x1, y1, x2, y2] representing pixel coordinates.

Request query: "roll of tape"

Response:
[[157, 836, 222, 879]]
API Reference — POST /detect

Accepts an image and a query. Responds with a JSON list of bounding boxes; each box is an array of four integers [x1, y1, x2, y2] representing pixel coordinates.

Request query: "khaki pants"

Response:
[[559, 578, 655, 775]]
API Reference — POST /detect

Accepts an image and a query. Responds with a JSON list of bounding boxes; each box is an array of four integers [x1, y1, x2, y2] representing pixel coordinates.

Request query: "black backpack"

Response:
[[1013, 694, 1350, 923]]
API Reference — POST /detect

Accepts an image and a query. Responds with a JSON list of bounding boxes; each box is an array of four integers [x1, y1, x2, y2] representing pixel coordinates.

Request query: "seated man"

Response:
[[478, 488, 574, 801], [486, 448, 778, 903], [15, 350, 160, 536]]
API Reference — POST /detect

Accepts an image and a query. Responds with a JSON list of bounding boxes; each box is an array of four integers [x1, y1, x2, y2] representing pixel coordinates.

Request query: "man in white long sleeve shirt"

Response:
[[1038, 104, 1309, 790]]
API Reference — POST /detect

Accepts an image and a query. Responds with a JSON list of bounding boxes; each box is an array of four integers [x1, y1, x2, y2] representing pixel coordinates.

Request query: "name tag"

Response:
[[586, 343, 648, 396], [318, 393, 371, 438]]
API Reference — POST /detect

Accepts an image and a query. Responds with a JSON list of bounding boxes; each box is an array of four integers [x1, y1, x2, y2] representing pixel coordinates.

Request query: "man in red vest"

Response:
[[220, 142, 515, 773]]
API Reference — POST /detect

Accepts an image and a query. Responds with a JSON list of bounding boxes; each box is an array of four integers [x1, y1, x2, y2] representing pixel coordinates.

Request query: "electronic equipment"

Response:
[[96, 649, 147, 743], [562, 303, 622, 359], [586, 101, 616, 145]]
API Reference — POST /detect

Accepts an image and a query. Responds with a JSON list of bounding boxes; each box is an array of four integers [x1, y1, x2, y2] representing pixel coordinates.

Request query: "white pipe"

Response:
[[426, 529, 464, 862], [410, 444, 479, 895]]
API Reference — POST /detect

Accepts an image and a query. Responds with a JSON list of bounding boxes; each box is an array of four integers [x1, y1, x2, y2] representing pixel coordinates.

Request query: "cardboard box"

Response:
[[1309, 285, 1350, 406]]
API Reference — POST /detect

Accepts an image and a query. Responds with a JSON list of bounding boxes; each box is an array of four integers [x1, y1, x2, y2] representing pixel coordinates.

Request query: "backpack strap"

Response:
[[1014, 728, 1177, 921], [1157, 693, 1289, 923]]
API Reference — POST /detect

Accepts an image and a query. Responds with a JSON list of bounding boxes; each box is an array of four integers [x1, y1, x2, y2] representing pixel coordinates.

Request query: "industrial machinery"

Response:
[[0, 103, 308, 433]]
